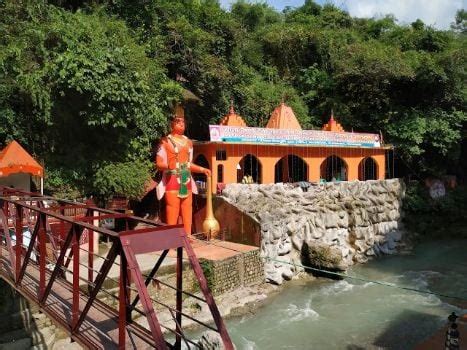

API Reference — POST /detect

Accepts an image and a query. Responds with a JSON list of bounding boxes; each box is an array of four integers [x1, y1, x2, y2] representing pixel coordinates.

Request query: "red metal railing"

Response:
[[0, 187, 234, 349]]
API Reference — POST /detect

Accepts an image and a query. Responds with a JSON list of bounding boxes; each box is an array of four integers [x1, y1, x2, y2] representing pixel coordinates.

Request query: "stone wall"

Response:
[[200, 249, 264, 295], [97, 249, 263, 311], [221, 179, 406, 284]]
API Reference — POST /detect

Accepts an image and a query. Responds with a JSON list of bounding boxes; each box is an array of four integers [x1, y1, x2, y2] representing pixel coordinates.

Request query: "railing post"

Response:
[[72, 224, 80, 329], [15, 204, 23, 283], [119, 252, 129, 349], [175, 246, 183, 349], [0, 203, 3, 259], [38, 213, 46, 299], [88, 227, 94, 292]]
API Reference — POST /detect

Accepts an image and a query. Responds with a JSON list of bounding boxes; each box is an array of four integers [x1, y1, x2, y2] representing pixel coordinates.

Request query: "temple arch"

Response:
[[274, 154, 308, 183], [237, 154, 262, 184], [358, 157, 378, 181], [320, 155, 348, 182]]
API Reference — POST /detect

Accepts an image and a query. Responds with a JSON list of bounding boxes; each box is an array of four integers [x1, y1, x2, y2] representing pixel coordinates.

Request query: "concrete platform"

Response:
[[64, 238, 259, 287], [170, 239, 258, 261]]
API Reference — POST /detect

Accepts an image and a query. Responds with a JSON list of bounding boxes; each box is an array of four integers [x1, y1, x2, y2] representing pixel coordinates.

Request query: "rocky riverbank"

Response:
[[221, 179, 410, 284]]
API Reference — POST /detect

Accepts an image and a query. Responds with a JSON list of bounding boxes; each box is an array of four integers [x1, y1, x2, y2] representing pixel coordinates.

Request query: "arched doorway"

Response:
[[320, 155, 348, 182], [274, 155, 308, 183], [237, 154, 262, 184], [358, 157, 378, 181], [193, 154, 209, 184]]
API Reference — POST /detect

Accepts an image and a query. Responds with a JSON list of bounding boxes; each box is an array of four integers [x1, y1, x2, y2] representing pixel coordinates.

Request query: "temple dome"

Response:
[[219, 102, 247, 127], [265, 102, 302, 130]]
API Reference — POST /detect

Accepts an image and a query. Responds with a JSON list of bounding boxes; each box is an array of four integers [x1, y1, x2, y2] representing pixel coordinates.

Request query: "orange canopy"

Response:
[[0, 140, 43, 177]]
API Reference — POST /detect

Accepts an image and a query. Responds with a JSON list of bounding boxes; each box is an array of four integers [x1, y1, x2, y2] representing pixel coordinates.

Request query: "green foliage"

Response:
[[93, 160, 152, 201], [451, 9, 467, 33], [0, 0, 466, 199], [199, 259, 214, 290], [0, 1, 180, 198], [231, 1, 281, 31], [403, 183, 467, 238]]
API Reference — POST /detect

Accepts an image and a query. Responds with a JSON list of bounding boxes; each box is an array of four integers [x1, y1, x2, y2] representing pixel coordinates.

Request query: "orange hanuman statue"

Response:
[[156, 115, 211, 235]]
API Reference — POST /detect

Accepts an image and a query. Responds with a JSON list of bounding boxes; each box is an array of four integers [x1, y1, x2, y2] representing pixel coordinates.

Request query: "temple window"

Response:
[[216, 149, 227, 161]]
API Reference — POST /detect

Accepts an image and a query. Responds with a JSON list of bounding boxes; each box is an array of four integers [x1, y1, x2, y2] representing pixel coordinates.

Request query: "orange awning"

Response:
[[0, 140, 43, 177]]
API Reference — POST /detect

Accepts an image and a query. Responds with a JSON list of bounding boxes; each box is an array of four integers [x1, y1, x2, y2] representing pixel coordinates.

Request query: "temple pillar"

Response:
[[346, 158, 359, 181], [308, 158, 322, 182], [261, 157, 279, 184]]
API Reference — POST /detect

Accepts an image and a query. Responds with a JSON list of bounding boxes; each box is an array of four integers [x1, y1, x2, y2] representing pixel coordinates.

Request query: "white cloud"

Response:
[[337, 0, 464, 29]]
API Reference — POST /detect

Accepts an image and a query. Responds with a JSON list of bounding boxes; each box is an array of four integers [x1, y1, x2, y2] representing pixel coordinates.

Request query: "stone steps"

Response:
[[0, 326, 59, 349], [0, 281, 57, 350]]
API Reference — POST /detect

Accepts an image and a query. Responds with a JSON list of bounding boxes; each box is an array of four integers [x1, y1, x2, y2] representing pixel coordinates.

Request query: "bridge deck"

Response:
[[0, 247, 156, 349]]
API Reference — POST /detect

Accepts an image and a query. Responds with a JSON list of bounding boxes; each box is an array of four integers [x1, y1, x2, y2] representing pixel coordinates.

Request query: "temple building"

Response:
[[193, 102, 392, 193]]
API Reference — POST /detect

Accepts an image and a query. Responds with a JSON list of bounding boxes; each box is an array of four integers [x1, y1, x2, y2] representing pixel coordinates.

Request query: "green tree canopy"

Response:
[[1, 0, 465, 198]]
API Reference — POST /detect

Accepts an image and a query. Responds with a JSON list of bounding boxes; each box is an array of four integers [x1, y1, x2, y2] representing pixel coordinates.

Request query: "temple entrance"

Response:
[[274, 155, 308, 183], [320, 155, 348, 182], [237, 154, 262, 184], [193, 154, 209, 184], [358, 157, 378, 181]]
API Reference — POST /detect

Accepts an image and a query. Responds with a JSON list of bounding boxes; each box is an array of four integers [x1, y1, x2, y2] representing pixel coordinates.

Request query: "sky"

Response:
[[219, 0, 466, 29]]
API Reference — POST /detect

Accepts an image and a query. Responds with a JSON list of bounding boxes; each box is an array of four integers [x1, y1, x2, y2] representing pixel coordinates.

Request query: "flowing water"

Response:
[[196, 239, 467, 349]]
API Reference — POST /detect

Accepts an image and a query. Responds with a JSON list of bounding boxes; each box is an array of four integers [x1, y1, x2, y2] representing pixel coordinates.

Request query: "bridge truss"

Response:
[[0, 187, 233, 349]]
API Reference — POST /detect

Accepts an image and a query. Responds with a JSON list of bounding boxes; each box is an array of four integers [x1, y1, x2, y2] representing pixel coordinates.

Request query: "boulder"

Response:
[[264, 262, 283, 285], [302, 241, 349, 271]]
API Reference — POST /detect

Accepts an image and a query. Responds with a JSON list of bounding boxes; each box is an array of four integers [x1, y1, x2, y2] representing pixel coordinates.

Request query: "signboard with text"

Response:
[[209, 125, 381, 148]]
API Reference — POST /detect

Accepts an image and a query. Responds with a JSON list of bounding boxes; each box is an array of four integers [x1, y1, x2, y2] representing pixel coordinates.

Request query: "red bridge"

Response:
[[0, 186, 233, 349]]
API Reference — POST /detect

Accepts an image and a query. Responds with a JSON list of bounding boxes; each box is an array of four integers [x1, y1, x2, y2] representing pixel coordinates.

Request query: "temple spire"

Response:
[[265, 101, 302, 130], [229, 99, 235, 115], [219, 100, 247, 127], [322, 110, 345, 132]]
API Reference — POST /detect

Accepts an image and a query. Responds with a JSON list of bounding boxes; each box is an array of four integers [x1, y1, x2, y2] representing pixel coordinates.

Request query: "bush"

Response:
[[92, 160, 152, 203], [403, 182, 467, 238]]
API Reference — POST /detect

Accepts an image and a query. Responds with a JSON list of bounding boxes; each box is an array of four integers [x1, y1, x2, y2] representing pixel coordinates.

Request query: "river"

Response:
[[199, 239, 467, 349]]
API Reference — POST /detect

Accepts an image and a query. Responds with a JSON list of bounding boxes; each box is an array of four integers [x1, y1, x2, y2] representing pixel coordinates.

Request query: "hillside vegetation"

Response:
[[0, 1, 465, 198]]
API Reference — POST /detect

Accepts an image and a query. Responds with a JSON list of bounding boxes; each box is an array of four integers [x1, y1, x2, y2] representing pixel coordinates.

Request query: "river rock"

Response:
[[198, 330, 228, 350], [264, 262, 283, 285], [302, 241, 349, 271]]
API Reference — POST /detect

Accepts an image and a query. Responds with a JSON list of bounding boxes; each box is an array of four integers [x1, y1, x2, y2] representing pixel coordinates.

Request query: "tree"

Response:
[[0, 1, 180, 197], [1, 0, 466, 198], [451, 9, 467, 33]]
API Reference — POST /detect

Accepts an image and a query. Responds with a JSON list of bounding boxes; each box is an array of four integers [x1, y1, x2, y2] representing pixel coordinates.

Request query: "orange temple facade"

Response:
[[193, 102, 391, 193]]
